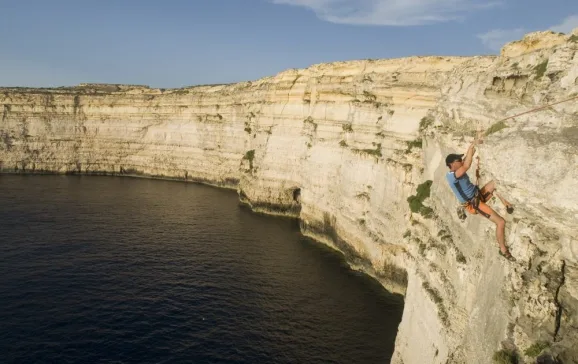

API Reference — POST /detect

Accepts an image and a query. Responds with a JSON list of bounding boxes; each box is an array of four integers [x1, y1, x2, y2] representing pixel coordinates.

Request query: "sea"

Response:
[[0, 175, 403, 364]]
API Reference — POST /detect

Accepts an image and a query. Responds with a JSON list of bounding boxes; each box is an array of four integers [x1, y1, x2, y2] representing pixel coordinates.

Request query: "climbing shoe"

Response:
[[499, 249, 516, 262]]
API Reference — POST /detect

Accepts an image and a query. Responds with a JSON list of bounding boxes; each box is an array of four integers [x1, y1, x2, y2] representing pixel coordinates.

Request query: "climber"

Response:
[[445, 139, 516, 261]]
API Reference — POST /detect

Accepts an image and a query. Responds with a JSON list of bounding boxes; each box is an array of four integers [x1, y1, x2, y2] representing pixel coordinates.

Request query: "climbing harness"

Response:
[[453, 180, 491, 219]]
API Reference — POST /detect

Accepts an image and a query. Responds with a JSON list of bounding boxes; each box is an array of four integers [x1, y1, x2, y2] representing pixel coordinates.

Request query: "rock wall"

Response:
[[2, 29, 578, 363]]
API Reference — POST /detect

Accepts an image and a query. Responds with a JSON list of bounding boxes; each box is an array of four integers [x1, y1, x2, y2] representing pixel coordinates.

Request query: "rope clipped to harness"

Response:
[[454, 183, 491, 219], [469, 189, 491, 219]]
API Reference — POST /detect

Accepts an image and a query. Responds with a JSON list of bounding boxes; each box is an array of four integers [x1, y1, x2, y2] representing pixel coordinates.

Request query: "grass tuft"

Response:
[[419, 116, 434, 132], [485, 121, 508, 136], [533, 60, 549, 79], [524, 342, 549, 357], [243, 150, 255, 171], [492, 349, 518, 364], [422, 281, 448, 325], [353, 143, 382, 158], [405, 139, 423, 153]]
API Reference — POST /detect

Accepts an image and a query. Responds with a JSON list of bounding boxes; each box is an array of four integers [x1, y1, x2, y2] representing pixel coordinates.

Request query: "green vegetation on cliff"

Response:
[[407, 180, 434, 218]]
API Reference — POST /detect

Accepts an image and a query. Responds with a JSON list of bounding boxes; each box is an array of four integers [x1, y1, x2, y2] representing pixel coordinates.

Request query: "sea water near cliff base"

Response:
[[0, 175, 403, 364]]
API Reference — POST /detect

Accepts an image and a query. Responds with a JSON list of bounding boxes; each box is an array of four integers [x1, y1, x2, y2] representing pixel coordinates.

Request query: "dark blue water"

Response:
[[0, 175, 403, 364]]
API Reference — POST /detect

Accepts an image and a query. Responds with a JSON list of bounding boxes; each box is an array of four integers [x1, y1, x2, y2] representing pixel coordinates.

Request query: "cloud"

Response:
[[550, 15, 578, 34], [478, 14, 578, 52], [270, 0, 500, 26], [477, 28, 526, 51]]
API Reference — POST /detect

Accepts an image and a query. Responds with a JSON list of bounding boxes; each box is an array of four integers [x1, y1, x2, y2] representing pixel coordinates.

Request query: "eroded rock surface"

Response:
[[2, 29, 577, 363]]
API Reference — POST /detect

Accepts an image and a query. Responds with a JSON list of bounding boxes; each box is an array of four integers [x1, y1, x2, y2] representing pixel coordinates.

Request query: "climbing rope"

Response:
[[475, 128, 483, 186], [490, 94, 578, 126], [475, 94, 577, 179], [475, 155, 481, 186]]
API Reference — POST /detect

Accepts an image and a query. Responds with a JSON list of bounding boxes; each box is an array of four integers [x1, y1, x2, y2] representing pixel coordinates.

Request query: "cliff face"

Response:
[[2, 29, 577, 364]]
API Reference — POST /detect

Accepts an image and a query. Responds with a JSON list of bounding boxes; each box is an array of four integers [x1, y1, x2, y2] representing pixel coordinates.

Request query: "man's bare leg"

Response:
[[481, 180, 514, 213], [487, 208, 509, 255], [480, 180, 496, 196]]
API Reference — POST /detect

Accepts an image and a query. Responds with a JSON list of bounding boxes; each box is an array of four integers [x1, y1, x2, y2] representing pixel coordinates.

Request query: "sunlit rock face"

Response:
[[2, 29, 578, 364]]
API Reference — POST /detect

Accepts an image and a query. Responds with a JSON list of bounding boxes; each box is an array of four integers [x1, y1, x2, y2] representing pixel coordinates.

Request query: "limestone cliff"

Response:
[[1, 29, 577, 364]]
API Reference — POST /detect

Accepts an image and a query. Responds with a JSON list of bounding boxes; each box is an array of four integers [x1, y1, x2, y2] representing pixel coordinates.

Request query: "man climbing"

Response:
[[445, 138, 515, 261]]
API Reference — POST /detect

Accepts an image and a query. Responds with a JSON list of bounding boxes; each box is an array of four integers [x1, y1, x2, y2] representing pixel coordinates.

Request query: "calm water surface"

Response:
[[0, 175, 403, 364]]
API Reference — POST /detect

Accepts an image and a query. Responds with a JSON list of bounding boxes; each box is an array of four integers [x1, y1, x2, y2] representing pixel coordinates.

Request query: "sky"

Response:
[[1, 0, 577, 88]]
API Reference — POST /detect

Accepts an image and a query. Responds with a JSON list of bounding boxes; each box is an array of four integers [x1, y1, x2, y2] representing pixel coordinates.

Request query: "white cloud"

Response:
[[477, 28, 526, 51], [478, 13, 578, 52], [270, 0, 500, 26], [550, 15, 578, 34]]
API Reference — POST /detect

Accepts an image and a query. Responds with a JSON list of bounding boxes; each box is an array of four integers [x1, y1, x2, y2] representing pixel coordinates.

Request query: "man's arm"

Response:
[[454, 141, 478, 178]]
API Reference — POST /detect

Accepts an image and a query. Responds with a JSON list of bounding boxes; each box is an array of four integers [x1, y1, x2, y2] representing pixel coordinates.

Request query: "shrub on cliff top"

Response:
[[570, 34, 578, 42]]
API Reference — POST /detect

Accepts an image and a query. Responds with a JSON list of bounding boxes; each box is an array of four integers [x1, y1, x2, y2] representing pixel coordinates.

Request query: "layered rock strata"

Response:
[[2, 29, 578, 364]]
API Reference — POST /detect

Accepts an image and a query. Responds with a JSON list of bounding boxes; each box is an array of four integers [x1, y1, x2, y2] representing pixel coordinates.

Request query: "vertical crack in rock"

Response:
[[73, 95, 80, 117], [554, 260, 566, 341], [2, 104, 10, 123]]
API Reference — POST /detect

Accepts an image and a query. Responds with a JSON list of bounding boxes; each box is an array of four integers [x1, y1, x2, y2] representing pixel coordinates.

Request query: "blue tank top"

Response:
[[446, 171, 476, 203]]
